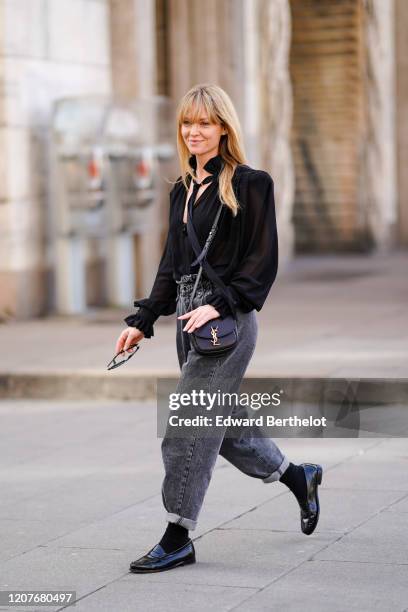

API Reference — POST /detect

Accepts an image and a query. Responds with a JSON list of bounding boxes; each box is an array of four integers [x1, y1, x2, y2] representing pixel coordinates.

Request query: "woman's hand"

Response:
[[115, 327, 145, 355], [178, 305, 220, 333]]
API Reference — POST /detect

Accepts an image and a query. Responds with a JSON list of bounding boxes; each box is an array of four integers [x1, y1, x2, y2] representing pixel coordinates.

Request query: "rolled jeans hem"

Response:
[[262, 455, 290, 483], [166, 512, 197, 531]]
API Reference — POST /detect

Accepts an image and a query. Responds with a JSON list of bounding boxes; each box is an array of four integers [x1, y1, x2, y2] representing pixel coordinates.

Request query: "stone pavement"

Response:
[[0, 399, 407, 612], [0, 252, 407, 400]]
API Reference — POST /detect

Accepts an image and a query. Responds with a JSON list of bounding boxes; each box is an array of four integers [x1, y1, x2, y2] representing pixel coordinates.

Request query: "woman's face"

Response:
[[180, 108, 226, 157]]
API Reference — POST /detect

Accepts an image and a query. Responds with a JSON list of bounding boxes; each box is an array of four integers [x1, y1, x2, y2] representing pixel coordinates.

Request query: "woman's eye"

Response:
[[182, 120, 211, 126]]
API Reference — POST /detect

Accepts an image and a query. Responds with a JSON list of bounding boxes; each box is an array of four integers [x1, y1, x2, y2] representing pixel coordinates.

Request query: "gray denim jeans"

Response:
[[160, 273, 290, 530]]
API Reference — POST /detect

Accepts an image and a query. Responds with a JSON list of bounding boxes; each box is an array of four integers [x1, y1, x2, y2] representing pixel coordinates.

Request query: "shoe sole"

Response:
[[129, 555, 196, 574]]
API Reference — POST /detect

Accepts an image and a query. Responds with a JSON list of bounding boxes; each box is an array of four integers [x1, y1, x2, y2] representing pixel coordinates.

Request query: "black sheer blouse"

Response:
[[124, 154, 278, 338]]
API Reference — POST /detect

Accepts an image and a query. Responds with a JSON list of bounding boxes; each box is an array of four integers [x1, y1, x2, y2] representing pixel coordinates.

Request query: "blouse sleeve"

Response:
[[204, 170, 278, 317], [124, 204, 178, 338]]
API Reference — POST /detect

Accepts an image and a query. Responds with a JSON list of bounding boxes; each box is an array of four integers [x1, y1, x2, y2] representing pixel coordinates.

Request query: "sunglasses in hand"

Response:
[[107, 343, 140, 371]]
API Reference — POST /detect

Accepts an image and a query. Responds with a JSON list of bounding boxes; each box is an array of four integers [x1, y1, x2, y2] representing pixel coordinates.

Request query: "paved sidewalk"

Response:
[[0, 399, 407, 611], [0, 252, 407, 400]]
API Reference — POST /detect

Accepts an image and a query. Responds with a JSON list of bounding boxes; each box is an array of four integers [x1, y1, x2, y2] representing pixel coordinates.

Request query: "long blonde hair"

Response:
[[175, 84, 246, 217]]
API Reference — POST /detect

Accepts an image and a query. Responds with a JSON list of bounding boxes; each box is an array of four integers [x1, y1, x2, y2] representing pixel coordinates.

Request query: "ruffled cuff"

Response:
[[204, 292, 234, 318], [124, 307, 157, 339]]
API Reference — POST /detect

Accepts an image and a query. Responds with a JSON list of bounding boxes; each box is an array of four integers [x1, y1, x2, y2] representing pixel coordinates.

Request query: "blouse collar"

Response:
[[189, 153, 224, 177]]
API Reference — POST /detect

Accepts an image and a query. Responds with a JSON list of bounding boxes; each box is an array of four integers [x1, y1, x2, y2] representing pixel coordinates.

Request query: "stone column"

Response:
[[109, 0, 162, 297], [110, 0, 156, 99], [256, 0, 294, 263], [361, 0, 398, 250], [395, 0, 408, 246], [167, 0, 192, 100], [167, 0, 243, 113]]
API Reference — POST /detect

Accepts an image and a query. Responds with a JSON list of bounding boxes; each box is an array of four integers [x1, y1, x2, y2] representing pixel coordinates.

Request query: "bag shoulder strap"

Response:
[[186, 198, 223, 311], [186, 166, 250, 314], [186, 189, 241, 315]]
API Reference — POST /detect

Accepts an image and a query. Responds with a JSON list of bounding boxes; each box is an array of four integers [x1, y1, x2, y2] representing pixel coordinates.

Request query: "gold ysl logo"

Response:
[[210, 325, 220, 346]]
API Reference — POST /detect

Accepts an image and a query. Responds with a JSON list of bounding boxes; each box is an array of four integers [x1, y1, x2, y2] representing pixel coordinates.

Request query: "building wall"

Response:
[[109, 0, 167, 298], [258, 0, 294, 263], [290, 0, 367, 252], [360, 0, 397, 251], [0, 0, 405, 320], [0, 0, 111, 319], [395, 0, 408, 246], [289, 0, 398, 253]]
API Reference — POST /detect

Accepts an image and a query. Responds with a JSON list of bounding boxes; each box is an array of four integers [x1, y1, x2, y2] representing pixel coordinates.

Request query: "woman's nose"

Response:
[[190, 123, 200, 135]]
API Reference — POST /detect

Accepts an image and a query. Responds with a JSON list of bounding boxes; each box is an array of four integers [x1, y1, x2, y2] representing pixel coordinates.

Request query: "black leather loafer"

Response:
[[298, 463, 323, 535], [129, 540, 196, 573]]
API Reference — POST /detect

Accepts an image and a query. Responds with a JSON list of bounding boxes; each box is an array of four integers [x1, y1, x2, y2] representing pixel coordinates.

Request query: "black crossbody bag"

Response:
[[185, 195, 238, 356]]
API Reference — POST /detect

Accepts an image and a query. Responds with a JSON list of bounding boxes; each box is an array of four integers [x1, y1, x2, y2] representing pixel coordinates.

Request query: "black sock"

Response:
[[279, 462, 307, 503], [158, 522, 190, 554]]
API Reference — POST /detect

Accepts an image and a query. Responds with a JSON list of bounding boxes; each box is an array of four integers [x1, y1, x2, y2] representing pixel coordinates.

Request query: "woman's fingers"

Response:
[[183, 308, 206, 331], [123, 341, 135, 353], [178, 308, 199, 319], [115, 330, 128, 354], [184, 315, 209, 333], [182, 311, 201, 332], [123, 329, 143, 352], [181, 306, 219, 332], [182, 320, 193, 332], [115, 328, 143, 355], [179, 310, 195, 331], [187, 320, 205, 332]]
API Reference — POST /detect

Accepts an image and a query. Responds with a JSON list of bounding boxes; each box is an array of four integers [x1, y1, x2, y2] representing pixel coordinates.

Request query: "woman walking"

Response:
[[116, 84, 322, 573]]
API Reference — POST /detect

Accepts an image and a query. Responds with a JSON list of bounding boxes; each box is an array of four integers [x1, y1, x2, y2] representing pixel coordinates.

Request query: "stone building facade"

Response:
[[0, 0, 406, 319]]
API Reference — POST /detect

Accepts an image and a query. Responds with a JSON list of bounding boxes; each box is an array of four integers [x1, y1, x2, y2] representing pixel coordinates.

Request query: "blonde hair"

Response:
[[175, 84, 246, 217]]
